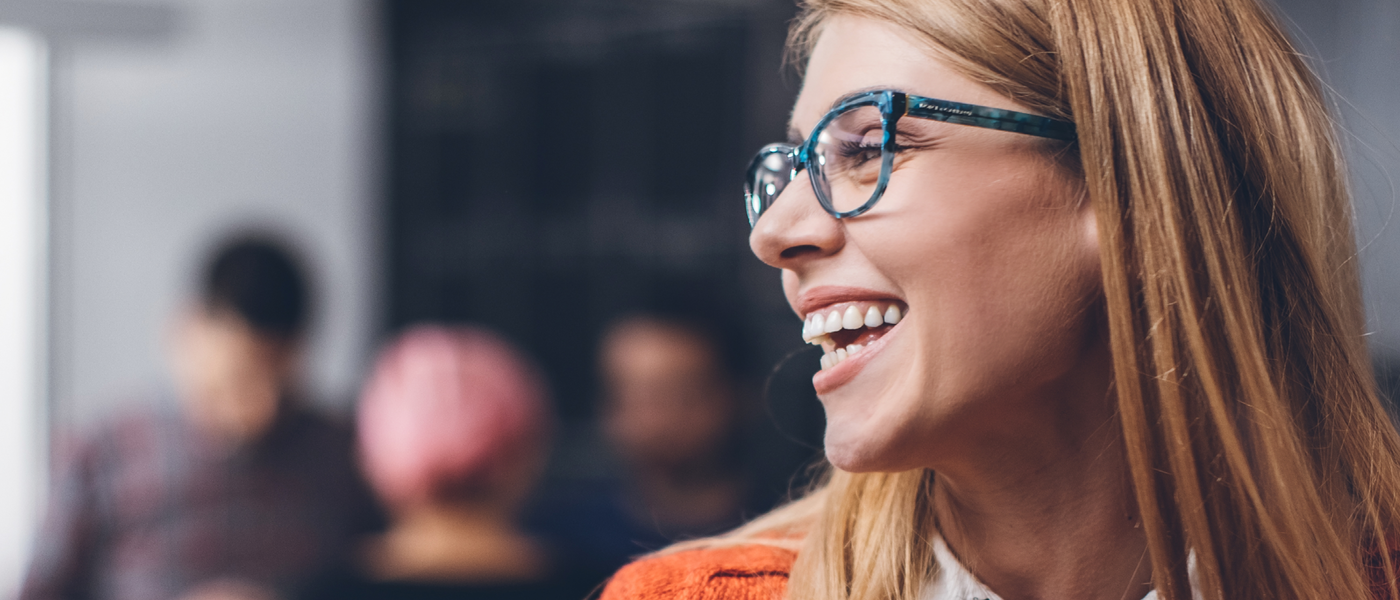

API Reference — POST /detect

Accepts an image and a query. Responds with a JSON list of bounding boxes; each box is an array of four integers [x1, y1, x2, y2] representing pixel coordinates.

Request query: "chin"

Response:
[[817, 370, 934, 473], [823, 444, 910, 474], [821, 421, 913, 473], [823, 444, 874, 473]]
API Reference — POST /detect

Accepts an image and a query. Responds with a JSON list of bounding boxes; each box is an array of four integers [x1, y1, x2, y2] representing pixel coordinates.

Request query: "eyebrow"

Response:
[[786, 85, 906, 144], [829, 85, 899, 110]]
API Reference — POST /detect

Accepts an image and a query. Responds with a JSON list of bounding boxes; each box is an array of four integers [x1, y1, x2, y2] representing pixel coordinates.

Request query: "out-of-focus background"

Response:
[[0, 0, 1396, 596]]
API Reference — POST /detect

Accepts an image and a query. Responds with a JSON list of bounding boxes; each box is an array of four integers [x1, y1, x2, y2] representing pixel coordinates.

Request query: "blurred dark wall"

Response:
[[385, 0, 808, 417], [383, 0, 825, 495]]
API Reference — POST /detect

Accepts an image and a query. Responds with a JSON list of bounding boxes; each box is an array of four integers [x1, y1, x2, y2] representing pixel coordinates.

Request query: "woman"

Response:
[[600, 0, 1400, 598]]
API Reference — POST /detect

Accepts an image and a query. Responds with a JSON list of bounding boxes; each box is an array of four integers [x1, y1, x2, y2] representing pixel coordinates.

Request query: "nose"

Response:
[[749, 174, 845, 270]]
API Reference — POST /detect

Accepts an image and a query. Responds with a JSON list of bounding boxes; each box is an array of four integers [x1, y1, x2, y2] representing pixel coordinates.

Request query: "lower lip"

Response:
[[811, 322, 900, 395]]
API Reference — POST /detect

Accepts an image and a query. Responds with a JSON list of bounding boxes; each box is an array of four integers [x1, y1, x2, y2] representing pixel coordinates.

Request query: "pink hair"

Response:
[[357, 325, 550, 507]]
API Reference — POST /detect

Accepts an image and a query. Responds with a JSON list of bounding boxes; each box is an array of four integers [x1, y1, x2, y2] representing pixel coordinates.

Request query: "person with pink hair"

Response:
[[307, 325, 587, 600]]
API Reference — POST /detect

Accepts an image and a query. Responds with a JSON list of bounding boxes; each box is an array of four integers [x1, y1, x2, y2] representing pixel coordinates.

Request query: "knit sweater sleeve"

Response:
[[598, 545, 797, 600]]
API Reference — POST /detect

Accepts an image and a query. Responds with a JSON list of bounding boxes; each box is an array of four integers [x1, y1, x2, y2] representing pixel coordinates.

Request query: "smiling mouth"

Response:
[[802, 301, 904, 370]]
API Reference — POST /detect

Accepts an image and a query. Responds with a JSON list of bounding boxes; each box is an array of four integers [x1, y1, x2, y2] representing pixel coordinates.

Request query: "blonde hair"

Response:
[[680, 0, 1400, 598]]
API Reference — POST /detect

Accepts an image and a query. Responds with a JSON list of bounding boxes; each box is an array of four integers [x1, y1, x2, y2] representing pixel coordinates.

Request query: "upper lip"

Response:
[[796, 285, 905, 318]]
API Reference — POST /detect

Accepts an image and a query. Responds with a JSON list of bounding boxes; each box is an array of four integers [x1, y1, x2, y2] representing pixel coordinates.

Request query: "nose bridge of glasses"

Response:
[[750, 165, 827, 229], [756, 167, 827, 231]]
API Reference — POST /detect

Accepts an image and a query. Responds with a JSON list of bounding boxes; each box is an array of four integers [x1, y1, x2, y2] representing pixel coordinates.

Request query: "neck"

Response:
[[366, 501, 546, 583], [931, 378, 1152, 600], [396, 501, 517, 533], [629, 459, 742, 531], [634, 454, 734, 491]]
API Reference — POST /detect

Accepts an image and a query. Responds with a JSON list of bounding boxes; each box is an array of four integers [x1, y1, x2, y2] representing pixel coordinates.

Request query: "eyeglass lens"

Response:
[[810, 105, 886, 215], [746, 146, 796, 227]]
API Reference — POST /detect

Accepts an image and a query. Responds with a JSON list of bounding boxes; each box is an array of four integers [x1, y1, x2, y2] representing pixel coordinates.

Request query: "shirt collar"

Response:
[[922, 535, 1184, 600]]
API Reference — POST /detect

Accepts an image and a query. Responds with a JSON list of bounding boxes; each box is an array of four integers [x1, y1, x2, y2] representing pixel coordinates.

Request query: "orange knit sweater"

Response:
[[599, 545, 796, 600], [599, 542, 1400, 600]]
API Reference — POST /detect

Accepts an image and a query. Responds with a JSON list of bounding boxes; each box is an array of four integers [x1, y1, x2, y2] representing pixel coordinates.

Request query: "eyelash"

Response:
[[835, 139, 909, 164]]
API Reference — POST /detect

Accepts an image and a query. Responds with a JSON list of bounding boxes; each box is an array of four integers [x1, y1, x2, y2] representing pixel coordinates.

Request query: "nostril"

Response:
[[780, 245, 823, 260]]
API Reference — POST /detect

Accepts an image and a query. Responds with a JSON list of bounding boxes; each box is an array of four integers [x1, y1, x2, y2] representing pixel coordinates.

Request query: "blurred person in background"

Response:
[[20, 234, 383, 600], [308, 325, 591, 600], [530, 310, 753, 580], [601, 316, 749, 538]]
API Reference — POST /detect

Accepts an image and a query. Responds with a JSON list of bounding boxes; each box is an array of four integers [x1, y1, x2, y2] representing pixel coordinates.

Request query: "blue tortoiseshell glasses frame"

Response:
[[744, 90, 1076, 228]]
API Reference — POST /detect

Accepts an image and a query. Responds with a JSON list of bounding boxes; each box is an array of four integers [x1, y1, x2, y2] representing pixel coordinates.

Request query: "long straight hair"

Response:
[[691, 0, 1400, 598]]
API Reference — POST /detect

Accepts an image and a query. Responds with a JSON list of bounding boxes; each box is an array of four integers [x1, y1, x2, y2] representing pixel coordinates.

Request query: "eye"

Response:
[[835, 138, 882, 165], [834, 136, 914, 167]]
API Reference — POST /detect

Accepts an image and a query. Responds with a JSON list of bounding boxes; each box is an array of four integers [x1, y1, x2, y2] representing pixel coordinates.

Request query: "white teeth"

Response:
[[842, 306, 863, 330], [824, 311, 842, 333], [804, 303, 905, 351], [820, 344, 870, 371]]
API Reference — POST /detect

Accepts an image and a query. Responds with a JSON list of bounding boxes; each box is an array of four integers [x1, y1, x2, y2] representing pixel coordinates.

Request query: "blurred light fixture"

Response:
[[0, 0, 177, 39]]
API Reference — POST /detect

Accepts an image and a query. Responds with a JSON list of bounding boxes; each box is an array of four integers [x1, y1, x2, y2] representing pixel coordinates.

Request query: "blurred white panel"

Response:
[[49, 0, 380, 427], [0, 25, 47, 597], [1272, 0, 1400, 354]]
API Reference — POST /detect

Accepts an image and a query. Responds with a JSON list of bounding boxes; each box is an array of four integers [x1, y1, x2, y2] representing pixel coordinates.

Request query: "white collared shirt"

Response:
[[921, 536, 1184, 600]]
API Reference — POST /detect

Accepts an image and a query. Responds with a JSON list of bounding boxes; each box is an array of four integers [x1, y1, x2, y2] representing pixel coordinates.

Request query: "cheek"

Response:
[[880, 152, 1093, 287], [866, 163, 1101, 384]]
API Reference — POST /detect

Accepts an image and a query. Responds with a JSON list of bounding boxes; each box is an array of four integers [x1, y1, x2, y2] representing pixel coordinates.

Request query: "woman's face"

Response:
[[750, 16, 1109, 474]]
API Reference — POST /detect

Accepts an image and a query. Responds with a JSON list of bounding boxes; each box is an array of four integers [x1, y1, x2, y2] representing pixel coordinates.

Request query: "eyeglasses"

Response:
[[744, 90, 1076, 228]]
